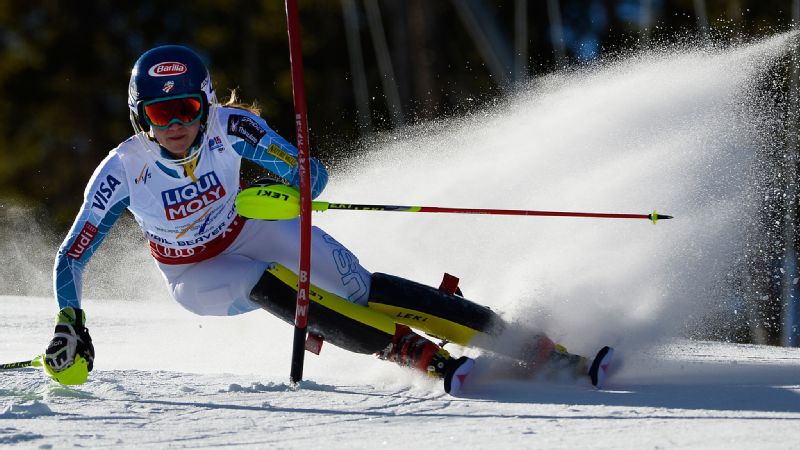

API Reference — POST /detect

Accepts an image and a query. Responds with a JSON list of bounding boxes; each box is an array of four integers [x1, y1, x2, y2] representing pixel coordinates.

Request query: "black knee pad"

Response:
[[249, 269, 393, 354]]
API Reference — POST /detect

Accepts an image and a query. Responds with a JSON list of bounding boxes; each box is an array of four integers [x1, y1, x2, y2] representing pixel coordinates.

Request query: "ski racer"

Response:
[[45, 45, 613, 395]]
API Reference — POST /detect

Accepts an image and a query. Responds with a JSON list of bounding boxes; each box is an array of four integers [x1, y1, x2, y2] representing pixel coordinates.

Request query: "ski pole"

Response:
[[235, 184, 674, 224], [0, 355, 42, 370], [317, 203, 672, 223]]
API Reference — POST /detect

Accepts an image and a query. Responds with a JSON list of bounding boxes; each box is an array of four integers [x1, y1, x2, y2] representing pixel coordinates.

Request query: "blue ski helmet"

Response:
[[128, 45, 216, 133]]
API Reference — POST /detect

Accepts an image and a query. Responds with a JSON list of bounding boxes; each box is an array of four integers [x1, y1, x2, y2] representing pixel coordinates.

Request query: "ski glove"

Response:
[[44, 307, 94, 380]]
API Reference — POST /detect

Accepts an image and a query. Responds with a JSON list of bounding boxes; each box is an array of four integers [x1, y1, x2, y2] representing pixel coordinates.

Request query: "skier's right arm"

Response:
[[53, 152, 130, 310], [47, 153, 129, 383]]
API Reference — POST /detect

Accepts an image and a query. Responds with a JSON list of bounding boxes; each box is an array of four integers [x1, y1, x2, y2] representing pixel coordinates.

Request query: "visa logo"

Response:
[[92, 175, 121, 211]]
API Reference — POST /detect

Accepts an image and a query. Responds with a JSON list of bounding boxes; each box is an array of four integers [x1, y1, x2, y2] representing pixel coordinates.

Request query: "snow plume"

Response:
[[0, 204, 58, 298], [0, 204, 166, 303], [319, 32, 798, 358]]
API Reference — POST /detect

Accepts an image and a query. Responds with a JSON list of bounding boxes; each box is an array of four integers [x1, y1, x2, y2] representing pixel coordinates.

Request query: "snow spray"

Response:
[[318, 32, 798, 357]]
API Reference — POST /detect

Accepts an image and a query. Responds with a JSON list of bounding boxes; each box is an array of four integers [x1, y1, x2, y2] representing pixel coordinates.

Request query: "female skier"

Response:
[[44, 45, 612, 395]]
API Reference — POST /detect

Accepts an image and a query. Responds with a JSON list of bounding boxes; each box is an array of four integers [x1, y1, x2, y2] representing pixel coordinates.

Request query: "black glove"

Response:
[[45, 307, 95, 374]]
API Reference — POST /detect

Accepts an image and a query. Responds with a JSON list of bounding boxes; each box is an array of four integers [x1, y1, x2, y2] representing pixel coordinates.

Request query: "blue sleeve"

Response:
[[222, 108, 328, 198], [53, 153, 130, 309]]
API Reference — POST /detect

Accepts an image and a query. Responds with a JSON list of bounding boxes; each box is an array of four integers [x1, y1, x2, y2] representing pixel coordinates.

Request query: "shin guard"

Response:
[[367, 273, 505, 345], [249, 265, 395, 355]]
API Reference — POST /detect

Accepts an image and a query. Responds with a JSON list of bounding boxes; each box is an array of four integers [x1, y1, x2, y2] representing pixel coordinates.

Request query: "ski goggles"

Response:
[[142, 94, 204, 129]]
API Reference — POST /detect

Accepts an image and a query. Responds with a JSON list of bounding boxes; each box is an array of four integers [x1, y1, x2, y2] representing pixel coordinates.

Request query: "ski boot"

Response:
[[535, 343, 616, 388], [544, 344, 590, 381], [538, 344, 616, 388], [545, 344, 615, 388], [378, 325, 475, 395], [511, 333, 576, 377], [514, 333, 615, 387]]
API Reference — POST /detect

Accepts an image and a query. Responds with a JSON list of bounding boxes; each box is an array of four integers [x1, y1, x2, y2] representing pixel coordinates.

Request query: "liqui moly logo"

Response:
[[161, 172, 226, 220], [148, 62, 187, 77], [66, 222, 99, 260]]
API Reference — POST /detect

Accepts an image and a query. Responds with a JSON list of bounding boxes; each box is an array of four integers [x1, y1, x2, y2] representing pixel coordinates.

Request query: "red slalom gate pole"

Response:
[[285, 0, 312, 384]]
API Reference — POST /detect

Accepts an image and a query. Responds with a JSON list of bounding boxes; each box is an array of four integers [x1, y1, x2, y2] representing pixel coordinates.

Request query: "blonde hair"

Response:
[[223, 89, 261, 115]]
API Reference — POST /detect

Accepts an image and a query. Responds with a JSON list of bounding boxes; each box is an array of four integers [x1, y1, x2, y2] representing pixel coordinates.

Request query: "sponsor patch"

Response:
[[208, 136, 224, 152], [161, 171, 227, 221], [176, 208, 212, 239], [91, 174, 121, 211], [227, 114, 266, 147], [66, 222, 99, 260], [148, 62, 187, 77], [266, 144, 297, 166], [135, 165, 151, 184]]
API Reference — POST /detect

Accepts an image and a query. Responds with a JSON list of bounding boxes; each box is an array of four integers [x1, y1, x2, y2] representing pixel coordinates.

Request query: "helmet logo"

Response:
[[148, 61, 188, 77], [162, 81, 175, 93]]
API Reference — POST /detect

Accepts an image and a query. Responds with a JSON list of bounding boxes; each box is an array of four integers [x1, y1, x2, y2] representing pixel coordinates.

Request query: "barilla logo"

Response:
[[66, 222, 99, 260], [161, 172, 226, 220], [148, 61, 187, 77]]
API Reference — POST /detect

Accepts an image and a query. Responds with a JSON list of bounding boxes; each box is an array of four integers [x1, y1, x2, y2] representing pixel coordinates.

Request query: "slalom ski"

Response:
[[588, 346, 615, 388]]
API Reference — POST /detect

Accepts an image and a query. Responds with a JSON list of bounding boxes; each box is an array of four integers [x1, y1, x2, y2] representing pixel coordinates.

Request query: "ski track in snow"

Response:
[[4, 33, 800, 448]]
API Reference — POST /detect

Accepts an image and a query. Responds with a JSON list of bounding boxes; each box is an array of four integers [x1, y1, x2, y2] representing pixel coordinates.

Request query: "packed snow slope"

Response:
[[3, 32, 800, 448], [2, 296, 800, 448]]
